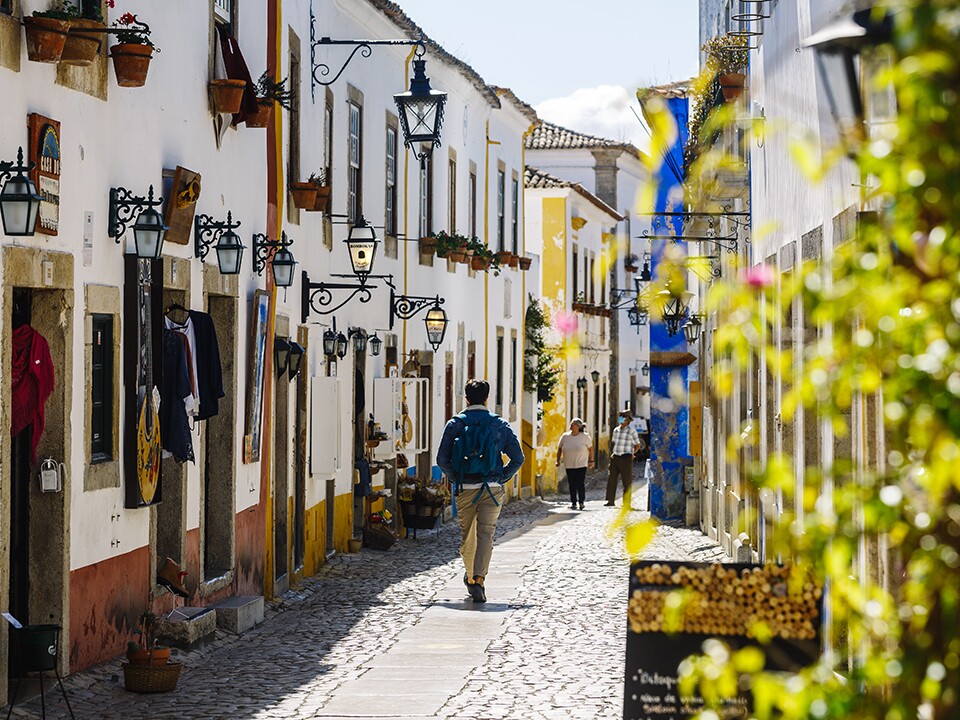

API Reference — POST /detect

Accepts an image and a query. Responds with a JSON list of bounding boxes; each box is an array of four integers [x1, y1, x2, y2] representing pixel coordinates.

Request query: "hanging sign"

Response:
[[624, 561, 822, 719], [27, 114, 61, 236]]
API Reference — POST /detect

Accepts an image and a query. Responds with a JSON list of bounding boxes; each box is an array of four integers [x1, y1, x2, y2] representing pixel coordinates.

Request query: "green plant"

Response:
[[32, 0, 80, 19], [701, 33, 749, 75], [131, 611, 161, 651], [254, 70, 294, 111], [524, 295, 562, 413], [432, 230, 469, 256], [307, 170, 327, 186], [112, 12, 158, 50]]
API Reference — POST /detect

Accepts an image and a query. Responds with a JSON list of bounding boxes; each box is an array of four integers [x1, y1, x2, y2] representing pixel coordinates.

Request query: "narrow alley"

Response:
[[10, 478, 725, 720]]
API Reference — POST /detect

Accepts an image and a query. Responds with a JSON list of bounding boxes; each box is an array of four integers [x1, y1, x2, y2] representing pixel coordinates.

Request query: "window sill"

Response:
[[84, 458, 120, 491]]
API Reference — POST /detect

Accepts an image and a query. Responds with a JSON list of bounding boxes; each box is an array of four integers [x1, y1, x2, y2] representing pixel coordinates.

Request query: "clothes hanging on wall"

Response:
[[160, 329, 194, 463], [164, 314, 200, 418], [11, 324, 54, 463], [188, 310, 224, 421]]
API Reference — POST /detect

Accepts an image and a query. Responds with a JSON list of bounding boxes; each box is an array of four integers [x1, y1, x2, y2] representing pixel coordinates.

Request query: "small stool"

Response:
[[5, 624, 75, 720]]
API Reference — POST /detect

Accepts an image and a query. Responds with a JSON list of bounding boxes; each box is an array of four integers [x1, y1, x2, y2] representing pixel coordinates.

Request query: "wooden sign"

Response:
[[162, 166, 202, 245], [624, 561, 821, 719], [27, 114, 61, 236]]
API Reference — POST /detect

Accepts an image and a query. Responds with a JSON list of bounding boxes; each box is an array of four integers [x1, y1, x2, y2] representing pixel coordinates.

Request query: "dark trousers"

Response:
[[566, 467, 587, 505], [606, 454, 633, 504]]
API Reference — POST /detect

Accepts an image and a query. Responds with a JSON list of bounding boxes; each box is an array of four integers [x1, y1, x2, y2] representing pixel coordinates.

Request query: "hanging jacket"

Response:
[[188, 310, 225, 421], [11, 324, 54, 463], [161, 330, 194, 463]]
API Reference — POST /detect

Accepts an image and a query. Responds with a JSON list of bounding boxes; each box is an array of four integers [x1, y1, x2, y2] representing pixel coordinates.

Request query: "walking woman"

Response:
[[557, 418, 593, 510]]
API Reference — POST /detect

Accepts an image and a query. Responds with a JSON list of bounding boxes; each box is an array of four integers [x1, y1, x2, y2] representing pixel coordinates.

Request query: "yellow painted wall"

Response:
[[520, 418, 535, 494], [538, 196, 569, 495], [333, 492, 354, 553], [298, 499, 326, 578]]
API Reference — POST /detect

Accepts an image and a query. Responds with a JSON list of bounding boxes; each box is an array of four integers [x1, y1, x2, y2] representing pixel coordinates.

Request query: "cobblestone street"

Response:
[[11, 473, 727, 720]]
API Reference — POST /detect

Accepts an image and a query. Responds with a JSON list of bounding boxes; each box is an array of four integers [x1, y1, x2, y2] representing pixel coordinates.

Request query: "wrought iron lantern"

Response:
[[287, 341, 305, 380], [254, 232, 297, 288], [274, 338, 291, 378], [576, 377, 587, 390], [423, 303, 449, 351], [322, 328, 337, 358], [641, 362, 650, 377], [0, 147, 41, 237], [591, 370, 600, 384], [394, 45, 447, 165], [336, 332, 348, 359], [655, 289, 694, 337], [345, 216, 379, 281], [195, 212, 244, 275], [109, 184, 167, 258], [682, 313, 704, 344], [350, 328, 368, 354], [368, 333, 383, 357]]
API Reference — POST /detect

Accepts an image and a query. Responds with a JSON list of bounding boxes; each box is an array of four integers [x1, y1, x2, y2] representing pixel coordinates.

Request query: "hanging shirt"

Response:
[[188, 311, 224, 421], [11, 324, 54, 463], [165, 315, 199, 417], [160, 330, 194, 463]]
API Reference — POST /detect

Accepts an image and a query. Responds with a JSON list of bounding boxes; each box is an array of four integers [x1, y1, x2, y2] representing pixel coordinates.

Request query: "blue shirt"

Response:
[[437, 405, 525, 485]]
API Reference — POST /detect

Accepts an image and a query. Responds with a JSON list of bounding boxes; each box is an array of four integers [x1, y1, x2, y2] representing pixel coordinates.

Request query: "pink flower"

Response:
[[741, 264, 775, 288], [106, 0, 115, 7], [554, 310, 578, 338]]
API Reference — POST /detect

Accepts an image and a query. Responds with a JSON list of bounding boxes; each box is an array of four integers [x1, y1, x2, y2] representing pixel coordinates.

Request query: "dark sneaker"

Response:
[[579, 503, 585, 510], [468, 582, 486, 603], [570, 503, 577, 510], [604, 502, 615, 507], [463, 572, 470, 588]]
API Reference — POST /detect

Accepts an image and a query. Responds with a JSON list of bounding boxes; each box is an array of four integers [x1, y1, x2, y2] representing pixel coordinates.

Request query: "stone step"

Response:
[[154, 606, 217, 649], [212, 595, 264, 634]]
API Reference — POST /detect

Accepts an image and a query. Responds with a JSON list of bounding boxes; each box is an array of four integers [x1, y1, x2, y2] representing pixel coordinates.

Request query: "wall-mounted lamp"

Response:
[[321, 318, 348, 360], [576, 377, 587, 390], [682, 313, 704, 344], [274, 337, 291, 378], [641, 362, 650, 377], [287, 341, 305, 380], [423, 303, 449, 352], [109, 184, 167, 259], [349, 328, 368, 354], [591, 370, 600, 384], [394, 44, 448, 166], [655, 289, 694, 337], [0, 147, 41, 237], [345, 217, 379, 282], [254, 231, 297, 288], [195, 211, 244, 275], [368, 333, 383, 357]]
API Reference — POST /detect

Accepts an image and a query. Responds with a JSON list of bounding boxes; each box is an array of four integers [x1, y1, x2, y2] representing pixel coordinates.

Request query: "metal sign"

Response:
[[28, 113, 61, 236]]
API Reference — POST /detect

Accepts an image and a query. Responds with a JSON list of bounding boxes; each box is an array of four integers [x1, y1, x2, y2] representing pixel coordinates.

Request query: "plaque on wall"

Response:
[[162, 165, 202, 245], [27, 114, 61, 236], [624, 561, 822, 719]]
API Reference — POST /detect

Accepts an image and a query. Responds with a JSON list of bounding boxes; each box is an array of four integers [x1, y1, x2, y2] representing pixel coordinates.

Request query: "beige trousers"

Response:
[[457, 484, 505, 580]]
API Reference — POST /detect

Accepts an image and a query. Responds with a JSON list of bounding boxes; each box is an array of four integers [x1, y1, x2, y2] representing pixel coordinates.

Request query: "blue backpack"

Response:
[[450, 412, 503, 503]]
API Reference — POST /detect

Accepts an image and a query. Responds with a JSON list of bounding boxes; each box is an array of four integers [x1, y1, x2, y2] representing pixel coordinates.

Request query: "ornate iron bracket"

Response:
[[194, 211, 240, 260], [301, 271, 379, 323], [253, 231, 294, 275], [109, 185, 162, 241], [684, 256, 722, 281], [309, 0, 424, 98], [389, 288, 444, 330], [639, 228, 741, 254], [0, 147, 34, 184]]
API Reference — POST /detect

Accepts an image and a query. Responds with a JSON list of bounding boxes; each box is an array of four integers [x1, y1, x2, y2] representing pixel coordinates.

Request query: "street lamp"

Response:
[[322, 328, 337, 358], [254, 232, 298, 288], [350, 328, 368, 354], [682, 313, 704, 344], [195, 212, 244, 275], [423, 303, 448, 351], [274, 337, 291, 378], [109, 184, 167, 258], [287, 341, 305, 380], [641, 362, 650, 377], [655, 289, 694, 337], [345, 216, 379, 281], [576, 377, 587, 390], [591, 370, 600, 384], [0, 147, 42, 237], [394, 45, 447, 166], [336, 331, 348, 359], [803, 8, 893, 155], [368, 333, 383, 357]]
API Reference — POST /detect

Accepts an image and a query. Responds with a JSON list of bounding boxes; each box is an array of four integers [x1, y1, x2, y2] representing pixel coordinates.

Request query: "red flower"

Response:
[[119, 12, 136, 25]]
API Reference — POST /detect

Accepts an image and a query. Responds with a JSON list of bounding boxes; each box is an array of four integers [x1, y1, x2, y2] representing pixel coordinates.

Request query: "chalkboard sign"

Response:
[[624, 561, 821, 719]]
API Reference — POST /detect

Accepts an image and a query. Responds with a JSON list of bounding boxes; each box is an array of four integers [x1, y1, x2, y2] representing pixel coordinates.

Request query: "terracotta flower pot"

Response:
[[518, 256, 532, 270], [126, 647, 171, 667], [24, 17, 71, 64], [60, 18, 104, 67], [209, 78, 247, 114], [719, 72, 746, 103], [419, 237, 437, 255], [448, 251, 466, 263], [508, 253, 520, 269], [245, 101, 273, 128], [311, 185, 331, 212], [289, 182, 319, 209], [471, 256, 489, 271], [110, 43, 153, 88], [496, 251, 513, 265]]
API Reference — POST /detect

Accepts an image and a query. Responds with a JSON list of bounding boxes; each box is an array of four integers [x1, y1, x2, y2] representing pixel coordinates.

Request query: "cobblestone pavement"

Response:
[[10, 470, 727, 720]]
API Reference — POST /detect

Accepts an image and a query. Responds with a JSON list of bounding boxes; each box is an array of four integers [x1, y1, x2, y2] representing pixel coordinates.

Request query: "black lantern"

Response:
[[274, 337, 291, 377], [287, 341, 305, 380], [423, 303, 448, 351], [655, 289, 693, 337], [216, 226, 245, 275], [627, 305, 649, 327], [576, 377, 587, 390], [0, 147, 42, 237], [254, 232, 297, 287], [195, 212, 244, 275], [639, 258, 652, 283], [394, 46, 447, 165], [322, 328, 337, 358], [336, 332, 349, 359], [803, 8, 893, 155], [641, 362, 650, 377], [109, 184, 166, 256], [369, 333, 383, 357], [345, 217, 379, 281], [591, 370, 600, 384], [350, 328, 368, 354], [682, 313, 704, 344], [272, 247, 297, 288]]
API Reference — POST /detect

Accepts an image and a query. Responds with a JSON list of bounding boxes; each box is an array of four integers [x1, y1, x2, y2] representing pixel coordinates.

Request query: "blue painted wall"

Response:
[[649, 95, 692, 521]]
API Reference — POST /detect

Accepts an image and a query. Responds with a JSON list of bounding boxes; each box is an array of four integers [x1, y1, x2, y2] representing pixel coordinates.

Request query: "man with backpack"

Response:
[[437, 379, 524, 603]]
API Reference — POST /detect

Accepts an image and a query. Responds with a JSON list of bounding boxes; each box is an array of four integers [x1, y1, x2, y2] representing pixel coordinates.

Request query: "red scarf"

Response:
[[11, 324, 54, 463]]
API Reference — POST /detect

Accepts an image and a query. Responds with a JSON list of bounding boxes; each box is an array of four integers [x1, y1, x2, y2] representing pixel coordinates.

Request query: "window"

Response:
[[496, 335, 504, 407], [213, 0, 232, 24], [448, 158, 457, 234], [385, 126, 398, 236], [323, 94, 334, 249], [572, 247, 579, 301], [0, 0, 11, 15], [589, 256, 596, 303], [497, 170, 505, 251], [511, 177, 519, 254], [587, 254, 593, 303], [287, 35, 302, 223], [348, 102, 362, 224], [91, 314, 113, 463], [420, 156, 433, 238], [468, 171, 477, 239], [510, 336, 517, 405]]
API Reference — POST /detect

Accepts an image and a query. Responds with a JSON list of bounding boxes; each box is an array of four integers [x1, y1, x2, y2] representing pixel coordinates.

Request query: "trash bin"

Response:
[[11, 624, 60, 672]]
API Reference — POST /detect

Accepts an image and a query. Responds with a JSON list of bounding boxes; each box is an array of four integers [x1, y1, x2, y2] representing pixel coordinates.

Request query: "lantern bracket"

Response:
[[109, 185, 162, 242], [300, 271, 380, 324], [194, 211, 241, 261], [0, 147, 34, 184], [253, 231, 294, 275]]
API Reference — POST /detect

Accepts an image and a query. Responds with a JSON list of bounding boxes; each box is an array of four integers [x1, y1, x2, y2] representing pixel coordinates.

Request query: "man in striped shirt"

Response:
[[605, 409, 641, 507]]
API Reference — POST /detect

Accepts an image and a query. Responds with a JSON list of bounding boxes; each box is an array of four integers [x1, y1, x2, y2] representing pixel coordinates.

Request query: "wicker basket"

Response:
[[122, 661, 183, 693]]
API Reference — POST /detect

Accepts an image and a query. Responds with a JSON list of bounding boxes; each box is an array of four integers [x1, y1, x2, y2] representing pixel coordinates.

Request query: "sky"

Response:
[[394, 0, 700, 152]]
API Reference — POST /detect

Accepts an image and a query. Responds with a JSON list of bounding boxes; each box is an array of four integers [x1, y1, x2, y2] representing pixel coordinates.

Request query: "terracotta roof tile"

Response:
[[524, 167, 624, 221], [526, 120, 639, 156], [491, 87, 540, 125]]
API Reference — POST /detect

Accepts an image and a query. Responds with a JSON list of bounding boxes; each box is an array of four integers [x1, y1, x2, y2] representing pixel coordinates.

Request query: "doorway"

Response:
[[273, 347, 290, 591], [9, 289, 33, 630]]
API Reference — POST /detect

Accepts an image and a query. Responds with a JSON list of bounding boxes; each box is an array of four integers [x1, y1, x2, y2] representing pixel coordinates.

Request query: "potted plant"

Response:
[[209, 78, 248, 114], [433, 231, 461, 260], [122, 610, 182, 693], [247, 70, 294, 128], [60, 0, 112, 67], [702, 34, 749, 103], [508, 253, 520, 269], [306, 171, 330, 212], [109, 13, 157, 88], [125, 612, 170, 667], [496, 249, 513, 266], [289, 176, 319, 209], [624, 254, 639, 272], [571, 293, 589, 314], [518, 255, 533, 271], [419, 236, 437, 255], [23, 5, 74, 64], [468, 238, 492, 271]]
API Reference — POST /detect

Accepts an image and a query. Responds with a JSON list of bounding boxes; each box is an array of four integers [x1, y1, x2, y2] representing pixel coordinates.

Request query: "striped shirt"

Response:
[[610, 424, 640, 456]]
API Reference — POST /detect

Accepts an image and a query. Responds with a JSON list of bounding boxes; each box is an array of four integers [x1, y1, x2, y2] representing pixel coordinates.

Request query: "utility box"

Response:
[[310, 376, 342, 476], [372, 378, 429, 461]]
